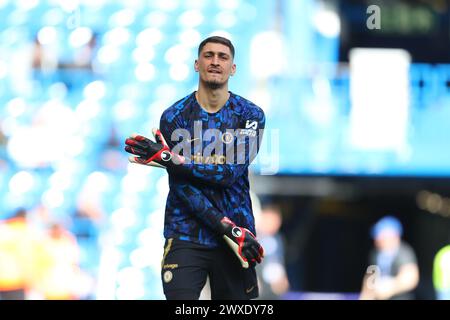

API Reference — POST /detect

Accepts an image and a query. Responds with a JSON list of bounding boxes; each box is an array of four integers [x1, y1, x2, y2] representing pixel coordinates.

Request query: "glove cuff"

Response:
[[219, 216, 235, 233]]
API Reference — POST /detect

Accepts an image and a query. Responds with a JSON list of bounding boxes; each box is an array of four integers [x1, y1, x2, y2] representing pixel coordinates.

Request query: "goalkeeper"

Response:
[[125, 36, 265, 300]]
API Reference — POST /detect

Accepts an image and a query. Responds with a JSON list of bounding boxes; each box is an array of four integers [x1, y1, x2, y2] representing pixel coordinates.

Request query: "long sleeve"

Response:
[[159, 108, 225, 234], [160, 107, 265, 188], [159, 93, 260, 246], [171, 182, 224, 233]]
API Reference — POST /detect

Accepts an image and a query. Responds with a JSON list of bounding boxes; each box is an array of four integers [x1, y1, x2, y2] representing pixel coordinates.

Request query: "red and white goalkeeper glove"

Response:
[[219, 217, 264, 269], [124, 128, 184, 168]]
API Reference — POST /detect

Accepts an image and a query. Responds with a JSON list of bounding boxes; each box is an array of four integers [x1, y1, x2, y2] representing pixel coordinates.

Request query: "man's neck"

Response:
[[196, 83, 230, 113]]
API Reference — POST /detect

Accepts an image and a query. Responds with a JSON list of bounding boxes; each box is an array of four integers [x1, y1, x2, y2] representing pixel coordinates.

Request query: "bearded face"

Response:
[[195, 42, 236, 89]]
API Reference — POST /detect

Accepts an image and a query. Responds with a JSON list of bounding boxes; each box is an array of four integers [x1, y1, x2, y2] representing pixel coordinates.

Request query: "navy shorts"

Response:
[[161, 238, 259, 300]]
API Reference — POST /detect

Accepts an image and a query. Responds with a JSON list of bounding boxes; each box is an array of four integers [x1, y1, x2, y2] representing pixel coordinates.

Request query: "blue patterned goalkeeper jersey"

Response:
[[160, 91, 265, 247]]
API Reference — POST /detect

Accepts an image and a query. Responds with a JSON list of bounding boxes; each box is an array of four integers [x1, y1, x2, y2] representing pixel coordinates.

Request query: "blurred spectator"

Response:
[[100, 126, 128, 172], [31, 36, 58, 73], [360, 216, 419, 300], [0, 121, 7, 147], [58, 32, 99, 91], [32, 222, 82, 300], [31, 31, 99, 90], [31, 37, 45, 71], [255, 204, 290, 299], [0, 208, 39, 300], [58, 32, 98, 72], [0, 119, 8, 171], [433, 244, 450, 300], [71, 193, 104, 292], [71, 209, 100, 242], [32, 33, 97, 72]]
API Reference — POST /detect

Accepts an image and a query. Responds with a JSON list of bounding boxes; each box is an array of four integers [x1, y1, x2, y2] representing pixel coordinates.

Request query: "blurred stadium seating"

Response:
[[0, 0, 280, 300], [0, 0, 449, 300]]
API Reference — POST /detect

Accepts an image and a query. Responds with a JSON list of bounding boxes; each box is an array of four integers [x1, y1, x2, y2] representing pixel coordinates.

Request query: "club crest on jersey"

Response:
[[163, 270, 173, 283], [221, 132, 234, 144]]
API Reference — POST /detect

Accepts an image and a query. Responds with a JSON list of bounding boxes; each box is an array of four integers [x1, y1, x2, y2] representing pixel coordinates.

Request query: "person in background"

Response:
[[32, 221, 82, 300], [255, 204, 290, 299], [360, 216, 419, 300], [433, 243, 450, 300], [0, 208, 38, 300]]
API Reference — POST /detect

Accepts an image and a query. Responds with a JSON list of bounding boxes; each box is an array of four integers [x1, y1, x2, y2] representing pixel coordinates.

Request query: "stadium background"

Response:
[[0, 0, 449, 299]]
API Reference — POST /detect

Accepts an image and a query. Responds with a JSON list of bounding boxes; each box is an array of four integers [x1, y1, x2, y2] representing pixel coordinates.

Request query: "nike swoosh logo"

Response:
[[246, 286, 255, 294], [187, 138, 200, 143]]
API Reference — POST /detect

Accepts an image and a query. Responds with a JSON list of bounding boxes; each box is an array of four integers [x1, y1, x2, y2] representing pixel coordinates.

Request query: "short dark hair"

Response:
[[198, 36, 235, 59]]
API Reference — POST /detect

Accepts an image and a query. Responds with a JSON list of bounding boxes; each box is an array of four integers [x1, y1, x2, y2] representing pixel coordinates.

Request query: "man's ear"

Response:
[[230, 63, 236, 76], [194, 59, 199, 72]]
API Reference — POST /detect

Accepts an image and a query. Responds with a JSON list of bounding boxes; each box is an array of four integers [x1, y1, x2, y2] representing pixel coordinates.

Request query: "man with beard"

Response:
[[125, 36, 266, 300]]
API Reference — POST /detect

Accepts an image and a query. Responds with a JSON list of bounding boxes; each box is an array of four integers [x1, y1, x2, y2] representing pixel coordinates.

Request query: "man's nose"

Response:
[[211, 55, 219, 65]]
